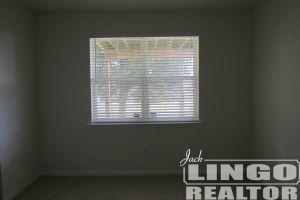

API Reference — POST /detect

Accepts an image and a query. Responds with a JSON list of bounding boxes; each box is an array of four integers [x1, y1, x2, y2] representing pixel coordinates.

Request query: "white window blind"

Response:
[[89, 36, 199, 123]]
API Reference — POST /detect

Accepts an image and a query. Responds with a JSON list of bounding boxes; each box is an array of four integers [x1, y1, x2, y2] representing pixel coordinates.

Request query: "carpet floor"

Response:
[[15, 176, 185, 200]]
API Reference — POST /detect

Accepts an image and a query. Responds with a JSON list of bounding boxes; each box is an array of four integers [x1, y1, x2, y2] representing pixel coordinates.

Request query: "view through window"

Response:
[[90, 36, 199, 123]]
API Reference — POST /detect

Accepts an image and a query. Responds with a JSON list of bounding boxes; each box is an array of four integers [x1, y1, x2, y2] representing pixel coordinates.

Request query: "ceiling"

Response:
[[19, 0, 261, 11]]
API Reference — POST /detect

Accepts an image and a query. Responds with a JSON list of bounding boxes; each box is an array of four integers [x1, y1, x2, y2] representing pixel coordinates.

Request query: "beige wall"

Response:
[[252, 0, 300, 159], [0, 0, 38, 199], [37, 10, 253, 173]]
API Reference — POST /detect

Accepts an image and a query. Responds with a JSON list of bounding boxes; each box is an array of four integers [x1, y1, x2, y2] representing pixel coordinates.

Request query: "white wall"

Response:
[[252, 0, 300, 159], [0, 0, 38, 199], [0, 0, 299, 197], [37, 10, 253, 173]]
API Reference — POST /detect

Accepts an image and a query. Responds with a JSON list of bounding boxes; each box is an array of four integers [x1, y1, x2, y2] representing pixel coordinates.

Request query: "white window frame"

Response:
[[89, 36, 200, 125]]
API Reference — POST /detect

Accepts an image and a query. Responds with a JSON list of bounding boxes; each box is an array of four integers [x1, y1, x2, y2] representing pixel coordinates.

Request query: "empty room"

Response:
[[0, 0, 299, 199]]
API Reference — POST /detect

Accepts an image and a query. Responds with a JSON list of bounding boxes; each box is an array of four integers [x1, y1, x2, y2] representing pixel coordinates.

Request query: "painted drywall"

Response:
[[37, 10, 253, 173], [18, 0, 261, 12], [252, 0, 300, 159], [0, 0, 38, 198]]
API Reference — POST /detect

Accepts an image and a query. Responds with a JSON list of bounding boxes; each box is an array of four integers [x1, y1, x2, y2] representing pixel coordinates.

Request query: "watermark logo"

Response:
[[181, 149, 300, 200]]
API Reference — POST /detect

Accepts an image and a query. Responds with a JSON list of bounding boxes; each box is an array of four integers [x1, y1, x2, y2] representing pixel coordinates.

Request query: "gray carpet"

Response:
[[15, 176, 185, 200], [0, 165, 3, 200]]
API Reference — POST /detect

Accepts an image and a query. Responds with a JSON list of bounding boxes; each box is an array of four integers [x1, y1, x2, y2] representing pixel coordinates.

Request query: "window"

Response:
[[89, 36, 199, 123]]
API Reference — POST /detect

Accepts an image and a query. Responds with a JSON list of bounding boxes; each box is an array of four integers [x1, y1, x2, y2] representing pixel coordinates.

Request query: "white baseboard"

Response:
[[5, 174, 39, 200], [40, 170, 182, 176]]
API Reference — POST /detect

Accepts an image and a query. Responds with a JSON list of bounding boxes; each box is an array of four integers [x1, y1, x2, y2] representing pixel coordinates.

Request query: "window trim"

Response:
[[88, 120, 204, 127], [88, 35, 203, 125]]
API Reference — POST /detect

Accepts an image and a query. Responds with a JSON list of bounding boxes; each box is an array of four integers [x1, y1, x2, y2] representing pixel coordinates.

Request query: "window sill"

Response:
[[87, 120, 205, 127]]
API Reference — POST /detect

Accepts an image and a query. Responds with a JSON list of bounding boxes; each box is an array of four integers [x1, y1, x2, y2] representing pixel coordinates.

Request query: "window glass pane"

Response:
[[90, 36, 199, 123]]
